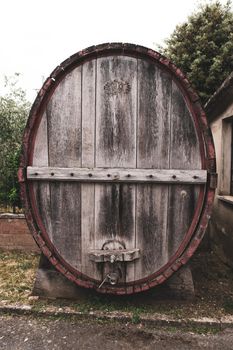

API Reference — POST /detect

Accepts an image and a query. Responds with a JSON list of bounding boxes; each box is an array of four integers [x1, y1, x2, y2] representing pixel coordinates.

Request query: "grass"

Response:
[[131, 309, 141, 324], [0, 249, 233, 322], [0, 250, 39, 303], [223, 299, 233, 314]]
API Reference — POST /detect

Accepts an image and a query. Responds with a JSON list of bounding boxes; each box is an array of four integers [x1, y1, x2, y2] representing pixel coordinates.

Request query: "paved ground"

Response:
[[1, 314, 233, 350]]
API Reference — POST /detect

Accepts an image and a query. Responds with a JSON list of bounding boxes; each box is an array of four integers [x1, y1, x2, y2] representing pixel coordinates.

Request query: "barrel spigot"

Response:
[[98, 269, 121, 288]]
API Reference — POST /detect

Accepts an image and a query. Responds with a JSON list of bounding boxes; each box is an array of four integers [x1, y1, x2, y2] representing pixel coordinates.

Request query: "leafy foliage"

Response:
[[0, 74, 30, 211], [161, 1, 233, 103]]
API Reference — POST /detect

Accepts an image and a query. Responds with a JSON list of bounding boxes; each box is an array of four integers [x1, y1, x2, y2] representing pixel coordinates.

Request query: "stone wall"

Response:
[[0, 213, 39, 253]]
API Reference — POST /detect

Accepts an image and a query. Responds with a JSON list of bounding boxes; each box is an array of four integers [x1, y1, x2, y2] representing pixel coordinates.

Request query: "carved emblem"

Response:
[[104, 79, 131, 96]]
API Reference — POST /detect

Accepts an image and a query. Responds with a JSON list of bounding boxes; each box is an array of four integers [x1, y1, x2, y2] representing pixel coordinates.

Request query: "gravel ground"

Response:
[[1, 314, 233, 350]]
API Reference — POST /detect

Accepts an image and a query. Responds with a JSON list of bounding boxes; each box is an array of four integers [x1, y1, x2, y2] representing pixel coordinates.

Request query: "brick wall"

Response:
[[0, 213, 40, 253]]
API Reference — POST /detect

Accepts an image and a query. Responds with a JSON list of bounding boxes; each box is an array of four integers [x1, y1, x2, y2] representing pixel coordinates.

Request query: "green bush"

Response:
[[0, 74, 31, 212], [161, 1, 233, 104]]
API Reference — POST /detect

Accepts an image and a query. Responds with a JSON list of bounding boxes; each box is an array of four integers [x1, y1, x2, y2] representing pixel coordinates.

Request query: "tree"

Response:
[[0, 74, 31, 212], [161, 1, 233, 104]]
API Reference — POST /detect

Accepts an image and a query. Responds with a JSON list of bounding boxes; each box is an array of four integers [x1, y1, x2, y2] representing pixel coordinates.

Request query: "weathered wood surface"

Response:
[[220, 119, 232, 194], [88, 248, 140, 262], [95, 56, 137, 283], [27, 167, 207, 184], [167, 81, 202, 256], [47, 67, 82, 268], [81, 59, 98, 278], [135, 59, 172, 279], [31, 54, 204, 284], [96, 56, 137, 167], [32, 111, 52, 243]]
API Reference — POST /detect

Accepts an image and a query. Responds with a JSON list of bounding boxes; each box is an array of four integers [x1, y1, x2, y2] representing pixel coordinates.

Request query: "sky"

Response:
[[0, 0, 230, 101]]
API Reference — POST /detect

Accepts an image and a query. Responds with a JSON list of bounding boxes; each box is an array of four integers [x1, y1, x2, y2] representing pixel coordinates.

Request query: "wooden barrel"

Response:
[[19, 43, 216, 294]]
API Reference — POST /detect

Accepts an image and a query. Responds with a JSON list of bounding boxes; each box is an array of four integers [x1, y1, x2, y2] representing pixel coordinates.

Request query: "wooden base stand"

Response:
[[32, 254, 195, 301], [32, 254, 88, 300], [158, 265, 195, 300]]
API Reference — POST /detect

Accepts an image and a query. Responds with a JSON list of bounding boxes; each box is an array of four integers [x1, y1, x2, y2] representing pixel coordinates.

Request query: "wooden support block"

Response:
[[157, 265, 195, 300], [32, 254, 88, 300], [32, 255, 194, 301]]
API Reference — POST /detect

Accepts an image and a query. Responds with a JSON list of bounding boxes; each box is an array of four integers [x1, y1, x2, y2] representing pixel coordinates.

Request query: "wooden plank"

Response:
[[49, 182, 81, 267], [137, 59, 172, 169], [80, 59, 98, 279], [135, 59, 172, 279], [47, 66, 82, 269], [169, 81, 202, 170], [135, 184, 170, 277], [231, 122, 233, 194], [47, 67, 82, 167], [82, 60, 96, 168], [95, 56, 137, 284], [89, 249, 140, 262], [96, 56, 137, 167], [94, 183, 136, 283], [220, 119, 232, 194], [33, 111, 49, 166], [167, 184, 200, 256], [32, 111, 52, 239], [167, 80, 202, 257], [27, 167, 207, 184]]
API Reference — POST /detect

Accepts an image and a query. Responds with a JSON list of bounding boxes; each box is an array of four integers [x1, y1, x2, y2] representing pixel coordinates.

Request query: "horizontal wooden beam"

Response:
[[27, 167, 207, 184], [89, 249, 141, 263]]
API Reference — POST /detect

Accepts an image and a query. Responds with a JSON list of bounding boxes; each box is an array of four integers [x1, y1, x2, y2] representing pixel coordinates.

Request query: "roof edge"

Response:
[[205, 72, 233, 121]]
